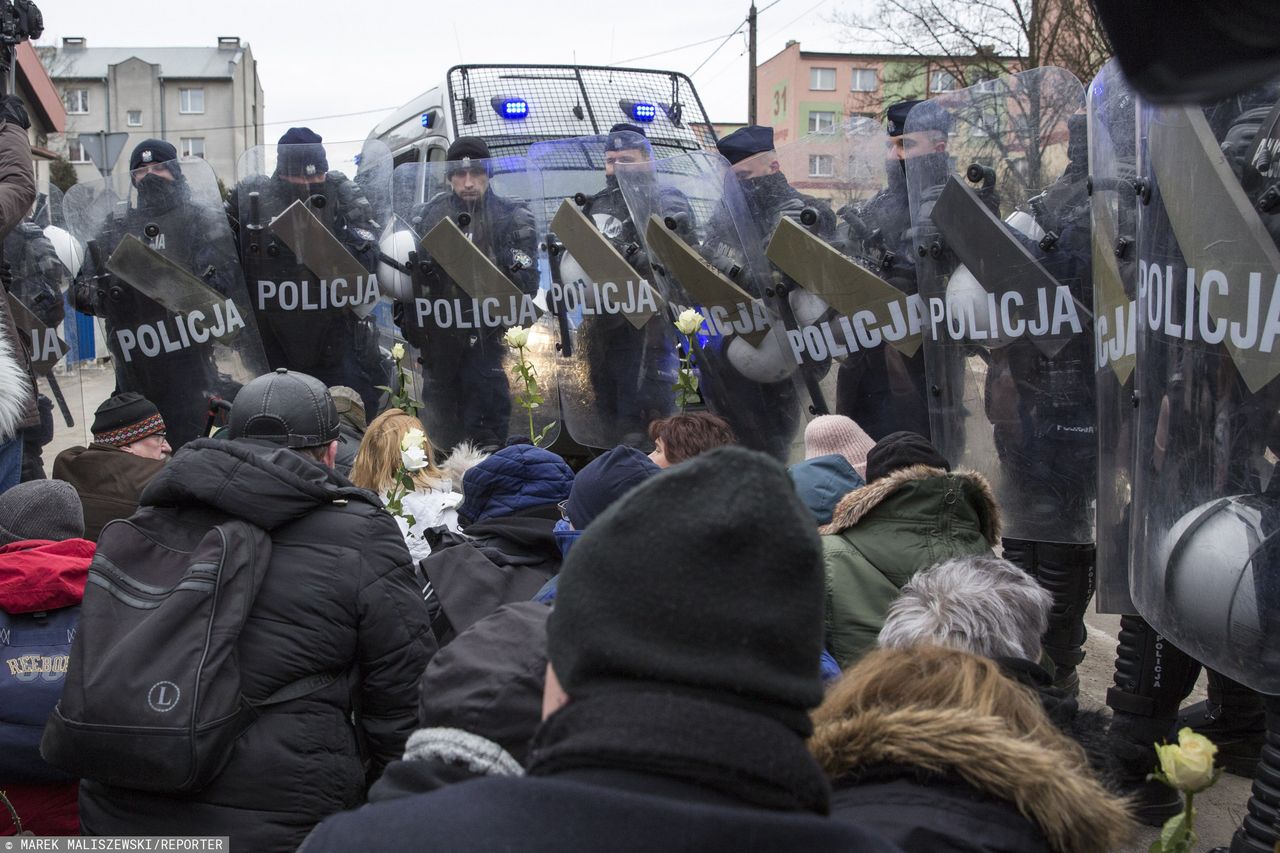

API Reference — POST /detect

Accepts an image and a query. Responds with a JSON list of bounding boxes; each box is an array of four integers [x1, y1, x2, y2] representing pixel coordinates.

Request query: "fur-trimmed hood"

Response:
[[820, 464, 1000, 545], [0, 304, 32, 439], [810, 705, 1134, 853], [439, 441, 490, 490]]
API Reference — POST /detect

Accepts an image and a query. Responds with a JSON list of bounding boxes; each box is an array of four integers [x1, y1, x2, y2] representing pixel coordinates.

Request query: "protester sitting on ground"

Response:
[[805, 414, 876, 480], [300, 447, 903, 853], [351, 409, 464, 561], [531, 445, 660, 603], [811, 645, 1135, 853], [51, 393, 170, 540], [60, 369, 434, 851], [421, 445, 574, 645], [328, 385, 367, 478], [876, 555, 1119, 786], [0, 481, 91, 836], [789, 454, 864, 526], [820, 430, 999, 668], [646, 412, 737, 468], [370, 601, 550, 802]]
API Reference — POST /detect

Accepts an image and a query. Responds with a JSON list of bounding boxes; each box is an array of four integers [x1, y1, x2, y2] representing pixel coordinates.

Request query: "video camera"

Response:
[[0, 0, 42, 95]]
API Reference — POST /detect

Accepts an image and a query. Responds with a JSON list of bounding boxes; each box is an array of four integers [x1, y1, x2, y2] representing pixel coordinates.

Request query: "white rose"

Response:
[[391, 342, 406, 361], [401, 445, 429, 472], [400, 427, 426, 453], [504, 325, 531, 348], [674, 308, 705, 336]]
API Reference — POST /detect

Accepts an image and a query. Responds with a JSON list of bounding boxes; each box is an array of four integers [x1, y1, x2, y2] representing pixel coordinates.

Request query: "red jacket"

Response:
[[0, 538, 93, 836]]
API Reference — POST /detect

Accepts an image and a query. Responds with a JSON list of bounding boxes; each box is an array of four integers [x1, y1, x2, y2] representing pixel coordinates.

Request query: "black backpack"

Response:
[[41, 508, 336, 792]]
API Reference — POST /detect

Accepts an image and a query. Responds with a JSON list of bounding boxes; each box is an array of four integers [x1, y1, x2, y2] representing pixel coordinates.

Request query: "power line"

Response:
[[692, 19, 750, 77], [764, 0, 827, 38], [78, 105, 402, 137], [614, 33, 735, 66]]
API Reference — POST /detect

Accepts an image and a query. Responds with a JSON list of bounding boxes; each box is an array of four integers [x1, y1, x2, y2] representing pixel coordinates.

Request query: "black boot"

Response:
[[1179, 670, 1266, 777], [1106, 614, 1203, 826], [1230, 697, 1280, 853], [1003, 538, 1095, 696]]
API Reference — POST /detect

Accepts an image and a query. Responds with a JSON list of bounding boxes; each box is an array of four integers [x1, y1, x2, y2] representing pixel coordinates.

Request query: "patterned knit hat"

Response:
[[91, 392, 166, 448], [804, 415, 875, 479]]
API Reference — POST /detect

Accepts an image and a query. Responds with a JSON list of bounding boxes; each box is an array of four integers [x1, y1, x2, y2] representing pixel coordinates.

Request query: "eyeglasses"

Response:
[[557, 500, 571, 524]]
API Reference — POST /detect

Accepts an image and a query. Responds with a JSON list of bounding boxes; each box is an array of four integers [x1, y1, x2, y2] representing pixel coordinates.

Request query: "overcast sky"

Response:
[[38, 0, 881, 164]]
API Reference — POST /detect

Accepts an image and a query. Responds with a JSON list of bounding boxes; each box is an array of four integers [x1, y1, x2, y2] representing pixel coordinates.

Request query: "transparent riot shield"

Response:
[[614, 148, 805, 460], [527, 133, 675, 450], [233, 140, 395, 420], [64, 157, 268, 449], [383, 155, 559, 451], [1131, 77, 1280, 691], [906, 67, 1094, 544], [765, 124, 932, 445], [4, 203, 88, 461], [1089, 61, 1141, 614]]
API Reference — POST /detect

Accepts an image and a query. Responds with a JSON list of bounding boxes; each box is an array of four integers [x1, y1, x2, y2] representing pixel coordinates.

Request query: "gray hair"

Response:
[[877, 555, 1052, 661]]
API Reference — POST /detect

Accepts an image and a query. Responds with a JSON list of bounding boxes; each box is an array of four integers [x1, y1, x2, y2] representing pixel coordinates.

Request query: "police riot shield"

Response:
[[64, 156, 268, 449], [906, 67, 1094, 544], [1130, 77, 1280, 691], [1089, 61, 1141, 614], [614, 148, 807, 460], [4, 202, 88, 456], [234, 139, 395, 420], [382, 155, 559, 451], [526, 132, 675, 450], [766, 123, 932, 444]]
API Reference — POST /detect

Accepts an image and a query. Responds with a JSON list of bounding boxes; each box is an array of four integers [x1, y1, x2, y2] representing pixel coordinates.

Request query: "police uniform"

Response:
[[227, 127, 387, 420], [403, 137, 540, 450], [74, 139, 233, 448]]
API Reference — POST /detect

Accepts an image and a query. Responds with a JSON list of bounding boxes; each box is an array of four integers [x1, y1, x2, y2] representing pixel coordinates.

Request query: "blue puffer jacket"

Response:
[[458, 446, 575, 524]]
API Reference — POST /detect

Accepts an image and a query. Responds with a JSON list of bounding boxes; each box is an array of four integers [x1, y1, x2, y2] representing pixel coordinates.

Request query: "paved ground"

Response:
[[1081, 612, 1255, 851]]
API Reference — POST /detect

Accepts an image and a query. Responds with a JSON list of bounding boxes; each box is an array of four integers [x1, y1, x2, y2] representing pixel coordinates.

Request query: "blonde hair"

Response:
[[810, 646, 1134, 853], [350, 408, 442, 493]]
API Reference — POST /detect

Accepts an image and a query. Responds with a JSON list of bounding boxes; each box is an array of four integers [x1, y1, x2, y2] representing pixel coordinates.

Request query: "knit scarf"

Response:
[[526, 688, 831, 814]]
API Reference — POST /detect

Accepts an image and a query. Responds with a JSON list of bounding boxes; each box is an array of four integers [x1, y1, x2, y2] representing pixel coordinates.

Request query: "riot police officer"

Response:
[[401, 136, 540, 450], [578, 123, 686, 445], [228, 127, 387, 418], [74, 139, 241, 448], [834, 100, 948, 441], [698, 124, 830, 458]]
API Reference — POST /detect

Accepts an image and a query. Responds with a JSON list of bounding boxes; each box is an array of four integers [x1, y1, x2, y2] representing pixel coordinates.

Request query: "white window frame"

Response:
[[127, 110, 142, 127], [808, 110, 837, 134], [850, 68, 877, 92], [930, 69, 958, 93], [809, 154, 834, 178], [64, 88, 89, 114], [179, 88, 205, 115], [809, 67, 836, 91], [180, 137, 206, 158], [66, 137, 90, 163]]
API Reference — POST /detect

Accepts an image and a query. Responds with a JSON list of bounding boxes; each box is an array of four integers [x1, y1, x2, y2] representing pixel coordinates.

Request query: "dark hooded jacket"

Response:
[[812, 704, 1135, 853], [76, 438, 436, 852], [819, 464, 1001, 668]]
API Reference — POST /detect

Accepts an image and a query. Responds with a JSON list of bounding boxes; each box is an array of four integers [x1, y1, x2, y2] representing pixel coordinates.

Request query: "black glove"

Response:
[[0, 96, 30, 131]]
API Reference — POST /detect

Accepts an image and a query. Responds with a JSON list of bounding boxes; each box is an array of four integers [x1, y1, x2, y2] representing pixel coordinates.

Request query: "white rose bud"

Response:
[[674, 308, 705, 336], [504, 325, 531, 348], [401, 445, 429, 472], [1156, 727, 1219, 793], [391, 342, 406, 361], [400, 427, 426, 454]]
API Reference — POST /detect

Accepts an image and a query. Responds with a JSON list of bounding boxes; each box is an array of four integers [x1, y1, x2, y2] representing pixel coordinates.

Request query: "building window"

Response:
[[179, 88, 205, 114], [180, 137, 205, 158], [64, 88, 89, 114], [809, 67, 836, 91], [808, 111, 837, 134], [850, 68, 877, 92], [930, 70, 958, 93], [66, 137, 90, 163], [127, 110, 142, 127], [809, 154, 834, 178]]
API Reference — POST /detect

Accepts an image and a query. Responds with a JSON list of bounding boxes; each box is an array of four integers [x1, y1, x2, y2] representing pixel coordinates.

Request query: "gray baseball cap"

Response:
[[229, 368, 340, 448]]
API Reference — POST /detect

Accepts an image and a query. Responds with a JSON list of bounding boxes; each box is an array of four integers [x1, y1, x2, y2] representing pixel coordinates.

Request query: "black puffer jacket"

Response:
[[77, 438, 436, 852]]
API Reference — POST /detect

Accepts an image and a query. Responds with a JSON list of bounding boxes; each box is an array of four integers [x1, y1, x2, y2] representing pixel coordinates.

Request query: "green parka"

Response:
[[819, 464, 1001, 668]]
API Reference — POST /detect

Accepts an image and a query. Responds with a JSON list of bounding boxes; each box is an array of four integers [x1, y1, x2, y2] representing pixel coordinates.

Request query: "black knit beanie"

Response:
[[546, 446, 826, 736], [276, 127, 329, 177], [864, 430, 950, 482], [91, 392, 165, 447]]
